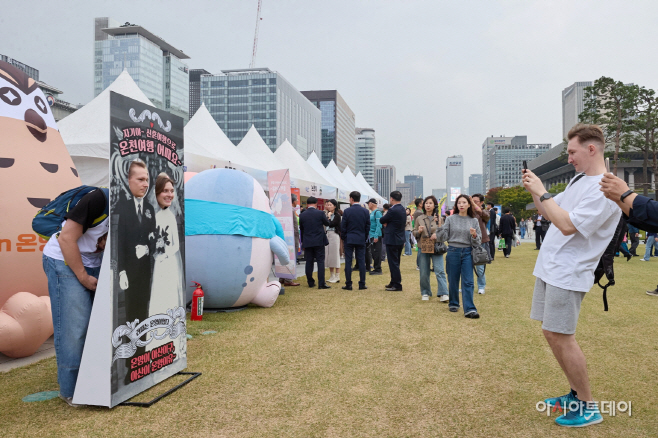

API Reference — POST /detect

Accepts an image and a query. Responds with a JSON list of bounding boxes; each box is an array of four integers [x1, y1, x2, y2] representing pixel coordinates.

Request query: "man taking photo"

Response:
[[523, 124, 620, 428]]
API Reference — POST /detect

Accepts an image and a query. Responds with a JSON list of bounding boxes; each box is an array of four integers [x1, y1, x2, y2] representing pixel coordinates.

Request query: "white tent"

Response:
[[236, 125, 287, 171], [185, 103, 253, 170], [59, 70, 154, 186], [306, 152, 350, 202], [356, 172, 385, 203], [274, 140, 337, 199], [343, 166, 375, 201], [326, 160, 355, 194]]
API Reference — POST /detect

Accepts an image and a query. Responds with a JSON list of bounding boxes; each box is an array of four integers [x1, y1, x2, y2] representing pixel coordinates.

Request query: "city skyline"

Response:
[[3, 1, 657, 191]]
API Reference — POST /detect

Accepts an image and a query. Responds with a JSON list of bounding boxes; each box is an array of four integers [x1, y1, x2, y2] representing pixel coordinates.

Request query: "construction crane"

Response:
[[250, 0, 263, 68]]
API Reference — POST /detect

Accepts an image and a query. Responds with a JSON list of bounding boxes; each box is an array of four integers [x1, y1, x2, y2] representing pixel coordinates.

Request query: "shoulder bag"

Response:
[[471, 219, 489, 265], [424, 217, 447, 255]]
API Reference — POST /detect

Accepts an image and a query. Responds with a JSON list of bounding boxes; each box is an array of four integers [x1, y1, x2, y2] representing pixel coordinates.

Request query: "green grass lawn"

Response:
[[2, 244, 657, 437]]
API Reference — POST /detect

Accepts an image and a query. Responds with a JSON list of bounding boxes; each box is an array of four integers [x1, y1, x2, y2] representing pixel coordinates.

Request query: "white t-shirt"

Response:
[[43, 218, 109, 268], [533, 174, 621, 292]]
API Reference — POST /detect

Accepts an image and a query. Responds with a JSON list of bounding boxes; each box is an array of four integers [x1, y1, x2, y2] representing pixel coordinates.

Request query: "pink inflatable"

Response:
[[184, 171, 198, 183], [0, 61, 80, 357], [0, 293, 53, 358]]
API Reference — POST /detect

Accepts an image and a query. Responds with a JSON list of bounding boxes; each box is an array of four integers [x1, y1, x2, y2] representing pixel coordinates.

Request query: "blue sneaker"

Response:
[[555, 402, 603, 427], [544, 389, 577, 407]]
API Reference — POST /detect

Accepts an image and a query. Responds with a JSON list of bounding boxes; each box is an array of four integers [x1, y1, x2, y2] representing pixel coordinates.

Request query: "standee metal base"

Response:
[[120, 371, 202, 407]]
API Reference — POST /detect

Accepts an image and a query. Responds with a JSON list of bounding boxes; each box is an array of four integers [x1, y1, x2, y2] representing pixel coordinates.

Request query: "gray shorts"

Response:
[[530, 278, 586, 335]]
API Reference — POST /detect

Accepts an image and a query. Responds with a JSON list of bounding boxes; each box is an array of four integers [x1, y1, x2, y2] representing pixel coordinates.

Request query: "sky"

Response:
[[3, 0, 658, 193]]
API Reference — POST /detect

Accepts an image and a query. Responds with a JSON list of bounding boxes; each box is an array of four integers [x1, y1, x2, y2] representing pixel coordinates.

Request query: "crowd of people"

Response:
[[295, 123, 658, 428]]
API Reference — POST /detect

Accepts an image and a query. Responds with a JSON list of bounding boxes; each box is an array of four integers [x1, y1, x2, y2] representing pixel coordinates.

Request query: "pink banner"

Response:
[[267, 169, 296, 279]]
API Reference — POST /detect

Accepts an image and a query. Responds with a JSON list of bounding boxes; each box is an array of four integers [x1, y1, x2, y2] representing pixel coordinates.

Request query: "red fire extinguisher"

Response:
[[191, 281, 204, 321]]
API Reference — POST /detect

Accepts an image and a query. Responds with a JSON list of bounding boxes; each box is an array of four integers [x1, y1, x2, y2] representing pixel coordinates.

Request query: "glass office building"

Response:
[[302, 90, 356, 169], [404, 174, 424, 199], [94, 18, 190, 121], [189, 69, 210, 118], [375, 165, 396, 198], [487, 136, 550, 188], [355, 128, 376, 187], [468, 174, 483, 196], [201, 68, 321, 156]]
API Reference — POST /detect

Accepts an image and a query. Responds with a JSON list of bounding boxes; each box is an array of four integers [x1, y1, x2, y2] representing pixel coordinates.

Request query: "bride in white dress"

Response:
[[148, 173, 185, 357]]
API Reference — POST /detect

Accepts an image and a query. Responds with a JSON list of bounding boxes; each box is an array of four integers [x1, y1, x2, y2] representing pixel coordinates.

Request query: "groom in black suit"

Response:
[[117, 160, 155, 329]]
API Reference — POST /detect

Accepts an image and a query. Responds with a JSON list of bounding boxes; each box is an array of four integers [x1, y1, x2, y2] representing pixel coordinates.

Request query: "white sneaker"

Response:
[[422, 295, 430, 301], [478, 289, 485, 295], [416, 267, 420, 270], [439, 295, 449, 302]]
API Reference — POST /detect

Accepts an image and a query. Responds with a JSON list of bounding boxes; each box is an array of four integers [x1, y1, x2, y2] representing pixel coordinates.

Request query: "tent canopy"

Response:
[[185, 103, 252, 169], [237, 125, 287, 171], [326, 160, 355, 195], [59, 70, 154, 186], [306, 153, 349, 192], [274, 141, 337, 198]]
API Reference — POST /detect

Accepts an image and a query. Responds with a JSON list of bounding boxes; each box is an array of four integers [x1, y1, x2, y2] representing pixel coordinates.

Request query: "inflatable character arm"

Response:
[[270, 236, 290, 265]]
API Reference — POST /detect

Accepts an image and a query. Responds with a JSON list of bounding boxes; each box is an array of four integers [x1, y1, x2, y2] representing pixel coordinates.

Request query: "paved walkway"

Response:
[[0, 336, 55, 373]]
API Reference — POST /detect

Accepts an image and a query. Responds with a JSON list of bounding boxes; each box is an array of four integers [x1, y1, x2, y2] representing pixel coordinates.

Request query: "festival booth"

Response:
[[306, 152, 350, 203], [273, 140, 337, 203], [326, 160, 358, 200], [59, 70, 153, 187], [356, 172, 386, 205], [237, 125, 288, 172]]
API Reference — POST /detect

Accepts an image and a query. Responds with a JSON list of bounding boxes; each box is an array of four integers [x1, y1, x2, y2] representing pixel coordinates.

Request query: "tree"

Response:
[[548, 182, 568, 195], [497, 186, 533, 221], [579, 77, 638, 174], [485, 187, 503, 205], [624, 85, 658, 195]]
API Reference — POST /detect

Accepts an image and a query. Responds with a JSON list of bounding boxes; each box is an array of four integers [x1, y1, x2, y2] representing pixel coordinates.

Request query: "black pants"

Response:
[[304, 246, 326, 286], [535, 228, 545, 249], [629, 233, 639, 255], [502, 235, 513, 257], [386, 244, 404, 289], [488, 234, 496, 259], [366, 238, 382, 272], [345, 243, 367, 287]]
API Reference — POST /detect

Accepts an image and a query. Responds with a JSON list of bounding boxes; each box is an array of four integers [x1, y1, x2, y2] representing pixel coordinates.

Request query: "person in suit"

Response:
[[486, 203, 497, 260], [116, 159, 156, 385], [118, 160, 156, 325], [340, 191, 371, 290], [380, 191, 407, 291], [499, 208, 517, 258], [299, 196, 331, 289]]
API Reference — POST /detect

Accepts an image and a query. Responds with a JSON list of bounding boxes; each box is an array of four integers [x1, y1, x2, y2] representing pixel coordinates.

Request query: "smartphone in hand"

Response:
[[605, 157, 610, 173], [523, 160, 528, 174]]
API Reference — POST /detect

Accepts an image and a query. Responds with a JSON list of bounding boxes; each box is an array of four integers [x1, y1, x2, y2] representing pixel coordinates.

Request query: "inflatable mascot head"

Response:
[[185, 169, 289, 308], [0, 60, 81, 356]]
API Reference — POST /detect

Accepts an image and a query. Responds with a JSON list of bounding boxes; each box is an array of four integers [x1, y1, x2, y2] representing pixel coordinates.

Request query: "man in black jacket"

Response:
[[486, 203, 497, 260], [600, 172, 658, 295], [299, 197, 331, 289], [341, 191, 370, 290], [499, 208, 517, 258], [380, 191, 407, 291]]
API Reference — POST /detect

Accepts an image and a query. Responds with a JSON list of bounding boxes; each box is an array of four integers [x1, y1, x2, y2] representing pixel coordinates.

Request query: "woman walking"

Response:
[[437, 194, 482, 318], [404, 208, 413, 256], [325, 199, 342, 283], [414, 196, 448, 302], [520, 217, 526, 239]]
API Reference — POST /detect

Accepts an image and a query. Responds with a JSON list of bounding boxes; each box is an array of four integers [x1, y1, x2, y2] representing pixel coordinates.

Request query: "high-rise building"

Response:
[[485, 136, 550, 189], [94, 17, 190, 121], [301, 90, 356, 169], [375, 165, 396, 198], [446, 155, 464, 202], [1, 54, 39, 80], [396, 182, 413, 207], [432, 188, 447, 201], [189, 69, 210, 118], [404, 175, 424, 199], [355, 128, 375, 187], [201, 68, 321, 156], [468, 174, 483, 196], [562, 81, 592, 140]]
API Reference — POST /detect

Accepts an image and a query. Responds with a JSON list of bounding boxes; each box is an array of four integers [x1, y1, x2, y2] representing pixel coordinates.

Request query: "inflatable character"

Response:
[[185, 169, 290, 308], [0, 61, 81, 357]]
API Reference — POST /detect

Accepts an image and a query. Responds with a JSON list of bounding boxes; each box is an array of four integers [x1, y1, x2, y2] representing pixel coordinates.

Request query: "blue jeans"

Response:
[[446, 246, 477, 314], [418, 251, 447, 296], [643, 237, 658, 261], [404, 230, 412, 255], [520, 228, 526, 239], [43, 255, 100, 398], [475, 243, 487, 290]]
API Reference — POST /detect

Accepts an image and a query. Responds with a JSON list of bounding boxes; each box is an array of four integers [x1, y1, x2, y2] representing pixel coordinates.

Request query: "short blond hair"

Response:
[[128, 159, 147, 178], [568, 124, 605, 152]]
